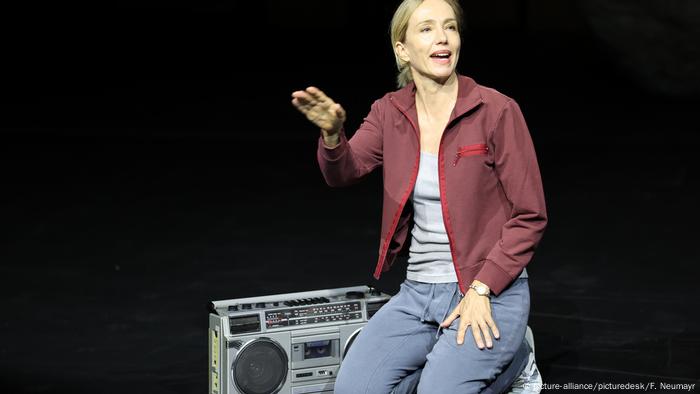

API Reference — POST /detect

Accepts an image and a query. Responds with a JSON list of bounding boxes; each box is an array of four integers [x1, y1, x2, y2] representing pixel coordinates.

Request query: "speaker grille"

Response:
[[232, 338, 287, 394]]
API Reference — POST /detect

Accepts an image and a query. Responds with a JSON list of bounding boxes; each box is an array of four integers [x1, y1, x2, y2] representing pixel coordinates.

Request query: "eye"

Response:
[[420, 26, 431, 32], [446, 24, 457, 31]]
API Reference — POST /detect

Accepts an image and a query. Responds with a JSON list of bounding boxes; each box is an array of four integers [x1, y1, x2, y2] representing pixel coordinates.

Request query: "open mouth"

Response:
[[430, 50, 451, 64]]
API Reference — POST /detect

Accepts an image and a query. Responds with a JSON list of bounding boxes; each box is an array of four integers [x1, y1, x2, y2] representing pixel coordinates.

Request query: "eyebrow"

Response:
[[417, 18, 457, 25]]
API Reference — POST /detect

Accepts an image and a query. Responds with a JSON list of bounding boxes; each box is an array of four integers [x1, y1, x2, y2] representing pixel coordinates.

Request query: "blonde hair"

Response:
[[389, 0, 464, 88]]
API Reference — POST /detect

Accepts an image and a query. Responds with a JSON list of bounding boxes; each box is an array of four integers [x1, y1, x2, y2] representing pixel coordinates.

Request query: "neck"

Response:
[[413, 72, 458, 116]]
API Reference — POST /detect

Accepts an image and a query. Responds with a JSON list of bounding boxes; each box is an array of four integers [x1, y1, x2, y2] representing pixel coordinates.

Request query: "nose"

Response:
[[435, 26, 448, 44]]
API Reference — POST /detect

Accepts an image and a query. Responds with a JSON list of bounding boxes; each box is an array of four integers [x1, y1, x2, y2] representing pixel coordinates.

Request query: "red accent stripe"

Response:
[[457, 143, 488, 154], [459, 149, 488, 156], [453, 144, 489, 166], [374, 99, 421, 279]]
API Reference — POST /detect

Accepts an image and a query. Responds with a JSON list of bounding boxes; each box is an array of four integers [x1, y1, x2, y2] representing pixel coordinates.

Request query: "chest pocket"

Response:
[[452, 143, 488, 167]]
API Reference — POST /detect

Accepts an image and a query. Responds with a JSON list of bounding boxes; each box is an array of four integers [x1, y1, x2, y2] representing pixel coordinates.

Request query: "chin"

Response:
[[430, 70, 456, 82]]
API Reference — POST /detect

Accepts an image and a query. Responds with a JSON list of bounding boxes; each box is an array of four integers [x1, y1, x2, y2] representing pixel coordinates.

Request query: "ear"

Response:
[[395, 41, 410, 63]]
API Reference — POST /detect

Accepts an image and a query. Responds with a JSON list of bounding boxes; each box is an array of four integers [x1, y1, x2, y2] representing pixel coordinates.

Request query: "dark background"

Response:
[[2, 1, 699, 393]]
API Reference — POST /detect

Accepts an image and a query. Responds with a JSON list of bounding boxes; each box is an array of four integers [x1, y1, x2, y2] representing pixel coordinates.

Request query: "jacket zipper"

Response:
[[453, 145, 489, 166], [374, 97, 421, 278]]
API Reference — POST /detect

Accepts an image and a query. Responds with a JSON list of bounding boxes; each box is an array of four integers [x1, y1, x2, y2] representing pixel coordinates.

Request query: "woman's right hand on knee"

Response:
[[291, 86, 346, 144]]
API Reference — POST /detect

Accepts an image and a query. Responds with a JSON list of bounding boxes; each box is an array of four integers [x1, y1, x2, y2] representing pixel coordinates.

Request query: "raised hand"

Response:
[[291, 86, 346, 135]]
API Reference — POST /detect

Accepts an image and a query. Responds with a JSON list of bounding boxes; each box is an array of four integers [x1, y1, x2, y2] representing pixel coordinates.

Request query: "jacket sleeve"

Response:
[[474, 99, 548, 296], [317, 99, 384, 187]]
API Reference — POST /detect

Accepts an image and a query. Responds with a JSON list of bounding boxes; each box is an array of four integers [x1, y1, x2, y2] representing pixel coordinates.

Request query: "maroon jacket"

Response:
[[317, 74, 547, 296]]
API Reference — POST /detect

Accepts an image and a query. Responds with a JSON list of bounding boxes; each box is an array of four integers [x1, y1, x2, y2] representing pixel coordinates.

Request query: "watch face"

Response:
[[470, 284, 486, 295]]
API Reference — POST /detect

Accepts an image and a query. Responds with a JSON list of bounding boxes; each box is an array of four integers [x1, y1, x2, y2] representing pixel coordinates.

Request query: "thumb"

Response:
[[335, 104, 346, 121], [440, 307, 460, 328]]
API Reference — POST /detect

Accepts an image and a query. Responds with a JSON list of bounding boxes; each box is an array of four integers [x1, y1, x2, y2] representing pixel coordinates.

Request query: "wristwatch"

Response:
[[469, 282, 490, 296]]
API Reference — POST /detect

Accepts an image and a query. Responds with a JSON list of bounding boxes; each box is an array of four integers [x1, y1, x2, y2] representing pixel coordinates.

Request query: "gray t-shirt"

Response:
[[407, 151, 527, 283]]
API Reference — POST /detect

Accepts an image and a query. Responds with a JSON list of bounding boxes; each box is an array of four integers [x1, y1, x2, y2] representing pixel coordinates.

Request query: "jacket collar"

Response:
[[389, 73, 484, 128]]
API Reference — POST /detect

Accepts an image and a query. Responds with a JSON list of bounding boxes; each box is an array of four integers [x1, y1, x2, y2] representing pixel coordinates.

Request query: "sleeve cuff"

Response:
[[317, 129, 349, 162], [473, 259, 514, 296]]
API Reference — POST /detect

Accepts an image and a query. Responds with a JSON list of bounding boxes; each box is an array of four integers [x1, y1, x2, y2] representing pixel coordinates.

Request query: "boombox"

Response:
[[208, 285, 392, 394]]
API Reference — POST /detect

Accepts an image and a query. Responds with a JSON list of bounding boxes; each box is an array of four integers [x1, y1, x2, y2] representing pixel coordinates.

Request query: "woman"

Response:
[[291, 0, 546, 392]]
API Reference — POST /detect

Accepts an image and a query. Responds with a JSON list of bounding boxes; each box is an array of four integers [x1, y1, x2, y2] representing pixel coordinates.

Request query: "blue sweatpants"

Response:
[[334, 277, 530, 394]]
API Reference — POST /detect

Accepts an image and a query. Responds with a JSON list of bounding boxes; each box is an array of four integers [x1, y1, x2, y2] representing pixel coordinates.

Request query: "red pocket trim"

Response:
[[453, 144, 488, 166]]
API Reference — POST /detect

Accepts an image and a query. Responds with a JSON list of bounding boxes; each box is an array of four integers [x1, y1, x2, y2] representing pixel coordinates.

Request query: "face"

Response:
[[396, 0, 461, 84]]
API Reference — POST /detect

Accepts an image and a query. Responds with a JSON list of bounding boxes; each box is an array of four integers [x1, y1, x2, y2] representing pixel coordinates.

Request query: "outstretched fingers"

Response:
[[306, 86, 332, 105], [291, 91, 314, 108], [290, 86, 344, 132]]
